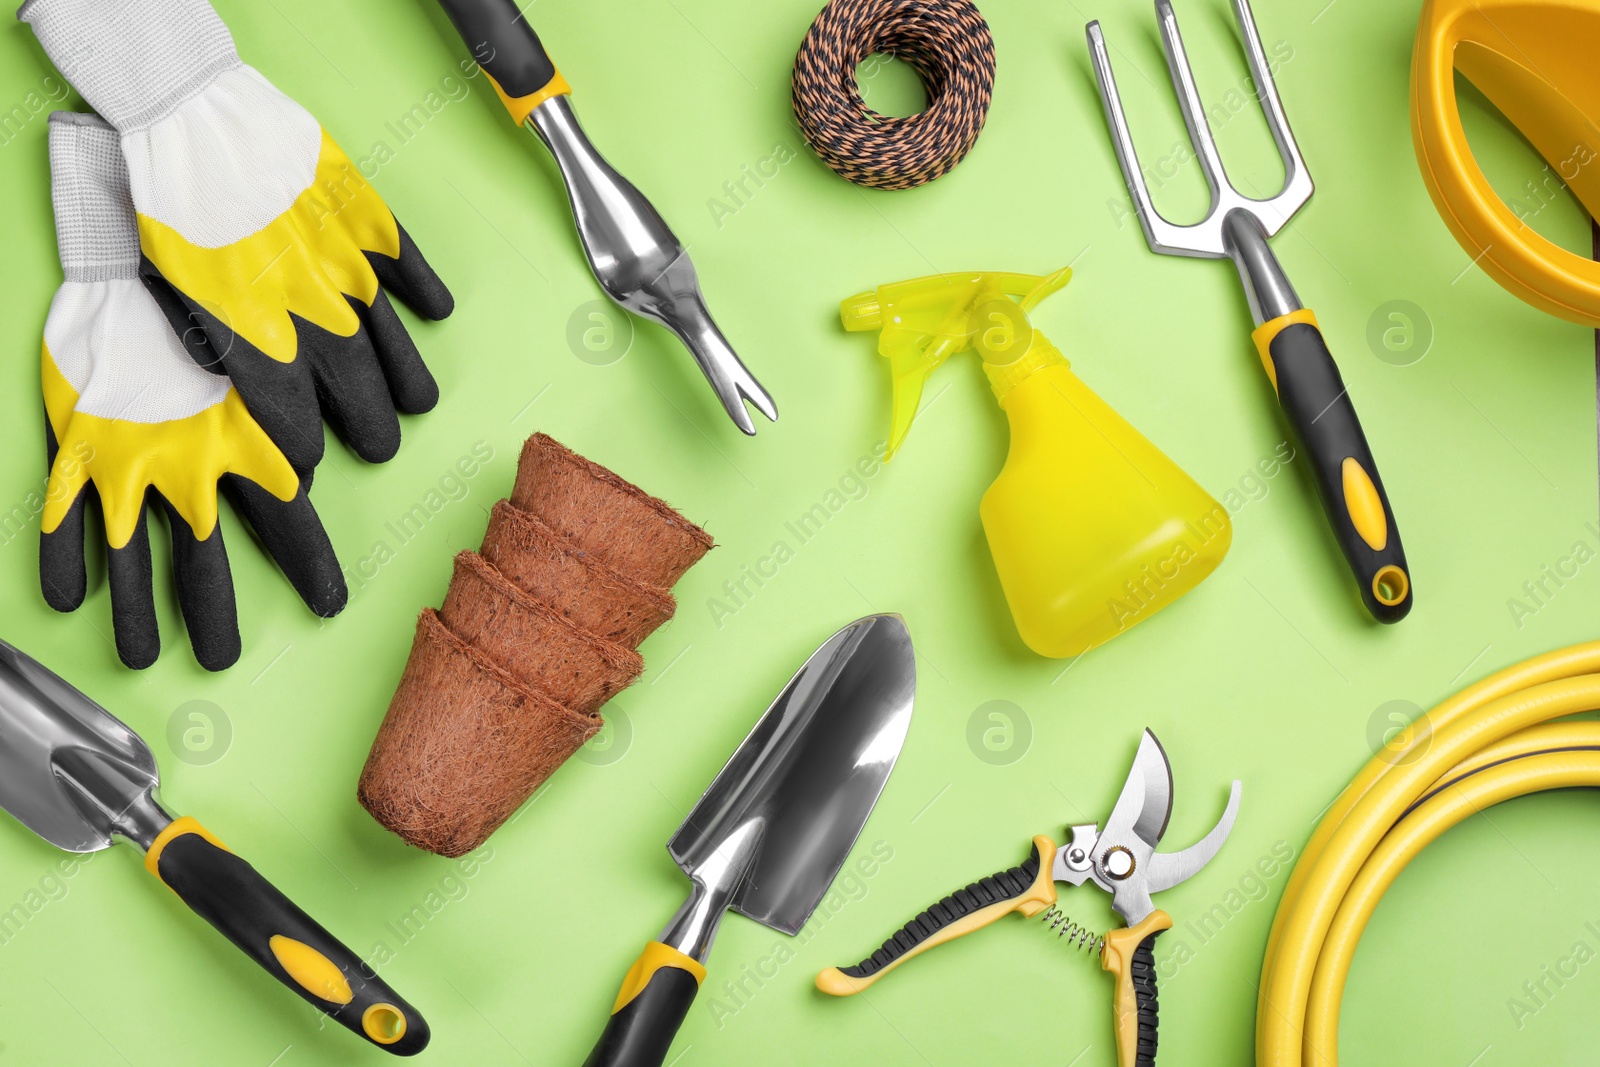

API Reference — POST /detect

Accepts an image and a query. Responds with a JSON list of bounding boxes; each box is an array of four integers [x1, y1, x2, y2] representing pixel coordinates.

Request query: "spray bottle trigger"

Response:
[[886, 347, 931, 459]]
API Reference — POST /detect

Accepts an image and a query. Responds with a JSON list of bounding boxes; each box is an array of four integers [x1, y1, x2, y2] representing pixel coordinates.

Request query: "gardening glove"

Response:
[[20, 0, 454, 473], [40, 111, 348, 672]]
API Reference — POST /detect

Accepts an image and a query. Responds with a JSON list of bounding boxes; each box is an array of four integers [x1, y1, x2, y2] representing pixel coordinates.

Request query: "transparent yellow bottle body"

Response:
[[843, 267, 1231, 659], [981, 341, 1231, 658]]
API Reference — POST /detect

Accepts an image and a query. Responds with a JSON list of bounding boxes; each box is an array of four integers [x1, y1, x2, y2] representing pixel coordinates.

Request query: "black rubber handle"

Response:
[[851, 843, 1039, 979], [1127, 930, 1161, 1067], [436, 0, 559, 98], [153, 827, 428, 1055], [1264, 319, 1412, 623], [816, 837, 1055, 995], [583, 948, 702, 1067]]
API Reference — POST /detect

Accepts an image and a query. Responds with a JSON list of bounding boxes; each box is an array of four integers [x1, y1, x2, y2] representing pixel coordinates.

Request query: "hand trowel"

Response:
[[584, 614, 917, 1067], [0, 638, 429, 1054]]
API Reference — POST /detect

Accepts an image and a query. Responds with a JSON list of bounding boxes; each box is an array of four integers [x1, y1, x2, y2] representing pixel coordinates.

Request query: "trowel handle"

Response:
[[815, 836, 1058, 995], [437, 0, 572, 124], [1252, 311, 1413, 623], [584, 942, 706, 1067], [146, 818, 428, 1056]]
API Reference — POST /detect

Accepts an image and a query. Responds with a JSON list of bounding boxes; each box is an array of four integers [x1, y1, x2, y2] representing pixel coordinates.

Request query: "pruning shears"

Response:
[[817, 730, 1241, 1067]]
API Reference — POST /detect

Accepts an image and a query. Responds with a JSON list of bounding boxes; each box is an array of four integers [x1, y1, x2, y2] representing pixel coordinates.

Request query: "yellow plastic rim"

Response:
[[1371, 565, 1409, 607], [1412, 0, 1600, 326], [362, 1003, 407, 1045]]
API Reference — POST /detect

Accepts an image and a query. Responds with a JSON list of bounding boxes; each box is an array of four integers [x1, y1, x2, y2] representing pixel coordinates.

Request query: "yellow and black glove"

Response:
[[21, 0, 453, 472], [41, 113, 346, 671]]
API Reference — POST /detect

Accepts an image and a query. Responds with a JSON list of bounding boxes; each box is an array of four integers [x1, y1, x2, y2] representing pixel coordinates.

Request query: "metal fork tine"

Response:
[[1231, 0, 1314, 221], [1154, 0, 1229, 201], [1086, 21, 1173, 251]]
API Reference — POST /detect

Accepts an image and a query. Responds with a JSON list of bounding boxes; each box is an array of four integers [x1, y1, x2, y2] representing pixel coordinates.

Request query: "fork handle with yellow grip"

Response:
[[146, 818, 428, 1055], [436, 0, 572, 125], [1252, 310, 1412, 623], [815, 836, 1058, 995]]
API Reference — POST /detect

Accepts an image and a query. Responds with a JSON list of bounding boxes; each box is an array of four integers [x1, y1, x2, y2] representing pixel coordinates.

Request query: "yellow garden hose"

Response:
[[1258, 640, 1600, 1065]]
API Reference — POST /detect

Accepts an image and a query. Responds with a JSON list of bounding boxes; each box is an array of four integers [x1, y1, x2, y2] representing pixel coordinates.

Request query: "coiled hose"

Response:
[[1259, 640, 1600, 1064], [792, 0, 995, 190]]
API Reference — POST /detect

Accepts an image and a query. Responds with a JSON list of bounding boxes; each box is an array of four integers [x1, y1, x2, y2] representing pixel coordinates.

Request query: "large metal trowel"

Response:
[[584, 614, 917, 1067], [0, 639, 428, 1054]]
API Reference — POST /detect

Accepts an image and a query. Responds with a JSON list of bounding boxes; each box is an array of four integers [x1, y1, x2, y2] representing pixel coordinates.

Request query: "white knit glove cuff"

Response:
[[48, 111, 139, 283], [19, 0, 241, 132]]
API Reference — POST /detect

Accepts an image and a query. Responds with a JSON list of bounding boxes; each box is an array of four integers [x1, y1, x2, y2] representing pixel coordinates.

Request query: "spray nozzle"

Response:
[[841, 268, 1073, 459]]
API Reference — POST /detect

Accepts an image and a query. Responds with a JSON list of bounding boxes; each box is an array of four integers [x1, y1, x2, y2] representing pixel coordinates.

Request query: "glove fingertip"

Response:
[[310, 575, 349, 619], [397, 374, 440, 417], [348, 425, 401, 464], [40, 562, 86, 613], [114, 628, 161, 671], [192, 631, 242, 672]]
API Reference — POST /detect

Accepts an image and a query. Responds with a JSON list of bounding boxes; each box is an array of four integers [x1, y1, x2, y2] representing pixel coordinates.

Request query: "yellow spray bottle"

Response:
[[842, 268, 1231, 658]]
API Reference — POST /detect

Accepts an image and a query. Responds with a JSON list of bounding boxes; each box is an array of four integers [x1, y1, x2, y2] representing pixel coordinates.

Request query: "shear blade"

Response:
[[1103, 728, 1174, 850], [1145, 779, 1242, 893]]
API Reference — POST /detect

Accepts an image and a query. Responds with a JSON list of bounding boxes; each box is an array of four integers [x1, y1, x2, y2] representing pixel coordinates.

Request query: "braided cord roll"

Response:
[[793, 0, 996, 190]]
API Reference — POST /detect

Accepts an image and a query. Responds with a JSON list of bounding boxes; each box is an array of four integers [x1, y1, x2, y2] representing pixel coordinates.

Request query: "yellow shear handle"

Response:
[[816, 835, 1058, 996], [1102, 910, 1173, 1067]]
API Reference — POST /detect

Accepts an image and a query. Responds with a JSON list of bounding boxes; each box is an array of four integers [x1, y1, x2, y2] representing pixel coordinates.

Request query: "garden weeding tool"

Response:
[[1087, 0, 1413, 623], [585, 615, 916, 1066], [435, 0, 777, 435], [818, 729, 1240, 1067], [0, 638, 427, 1054]]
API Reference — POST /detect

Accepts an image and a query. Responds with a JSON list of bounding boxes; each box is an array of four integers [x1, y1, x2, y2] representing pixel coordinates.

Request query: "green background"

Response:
[[1, 0, 1598, 1063]]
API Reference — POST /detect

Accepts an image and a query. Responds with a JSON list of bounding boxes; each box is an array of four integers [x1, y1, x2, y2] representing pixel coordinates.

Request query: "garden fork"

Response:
[[1087, 0, 1413, 623]]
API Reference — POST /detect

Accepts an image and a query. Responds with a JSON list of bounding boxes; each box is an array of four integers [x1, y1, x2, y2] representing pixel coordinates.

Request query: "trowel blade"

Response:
[[0, 639, 160, 853], [669, 615, 916, 935]]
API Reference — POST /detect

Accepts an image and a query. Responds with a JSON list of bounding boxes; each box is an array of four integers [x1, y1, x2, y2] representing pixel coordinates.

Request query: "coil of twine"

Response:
[[793, 0, 996, 190]]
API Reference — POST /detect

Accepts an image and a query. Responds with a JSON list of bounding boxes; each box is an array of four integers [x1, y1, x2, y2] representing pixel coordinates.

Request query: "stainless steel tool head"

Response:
[[1053, 728, 1241, 925], [668, 615, 916, 935], [528, 97, 778, 435], [0, 639, 164, 853], [1086, 0, 1313, 259]]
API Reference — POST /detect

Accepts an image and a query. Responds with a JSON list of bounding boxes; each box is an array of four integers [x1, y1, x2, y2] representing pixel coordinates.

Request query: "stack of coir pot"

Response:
[[359, 433, 712, 857]]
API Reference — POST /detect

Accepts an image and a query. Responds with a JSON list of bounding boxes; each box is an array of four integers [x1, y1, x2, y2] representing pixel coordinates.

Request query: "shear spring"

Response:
[[1040, 906, 1104, 955]]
